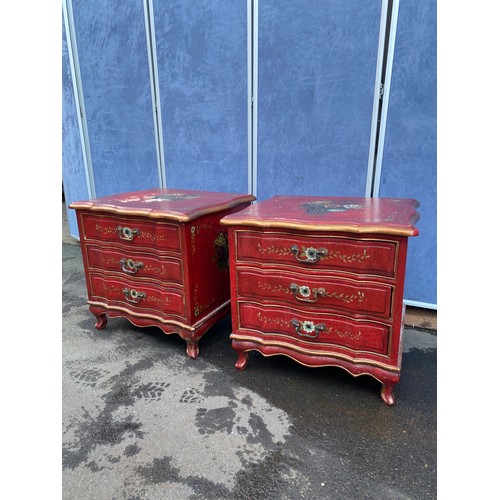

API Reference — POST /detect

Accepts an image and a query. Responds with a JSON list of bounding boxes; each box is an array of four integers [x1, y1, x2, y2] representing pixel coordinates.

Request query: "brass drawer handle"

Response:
[[123, 288, 146, 304], [291, 319, 326, 339], [290, 245, 328, 263], [120, 258, 144, 274], [116, 226, 140, 241], [289, 283, 326, 303]]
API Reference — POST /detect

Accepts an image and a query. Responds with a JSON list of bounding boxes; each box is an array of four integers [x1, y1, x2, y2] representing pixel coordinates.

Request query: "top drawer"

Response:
[[235, 230, 397, 278], [80, 213, 182, 253]]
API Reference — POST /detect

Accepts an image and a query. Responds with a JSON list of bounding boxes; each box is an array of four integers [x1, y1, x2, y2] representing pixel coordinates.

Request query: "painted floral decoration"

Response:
[[119, 193, 200, 204], [301, 200, 364, 215], [143, 193, 200, 203]]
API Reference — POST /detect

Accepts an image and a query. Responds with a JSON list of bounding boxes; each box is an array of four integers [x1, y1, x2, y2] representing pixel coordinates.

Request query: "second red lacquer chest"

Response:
[[220, 195, 420, 405]]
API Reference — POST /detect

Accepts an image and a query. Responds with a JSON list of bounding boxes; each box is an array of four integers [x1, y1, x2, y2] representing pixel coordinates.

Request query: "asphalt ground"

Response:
[[61, 206, 437, 499]]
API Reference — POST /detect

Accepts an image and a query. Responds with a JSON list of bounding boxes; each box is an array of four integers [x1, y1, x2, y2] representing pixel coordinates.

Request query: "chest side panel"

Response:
[[185, 203, 252, 320]]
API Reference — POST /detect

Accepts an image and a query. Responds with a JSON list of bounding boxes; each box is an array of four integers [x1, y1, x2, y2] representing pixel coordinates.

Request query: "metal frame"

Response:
[[62, 0, 95, 200], [247, 0, 259, 197], [366, 0, 390, 197], [144, 0, 167, 188], [371, 0, 400, 198], [404, 299, 437, 311], [370, 1, 436, 310]]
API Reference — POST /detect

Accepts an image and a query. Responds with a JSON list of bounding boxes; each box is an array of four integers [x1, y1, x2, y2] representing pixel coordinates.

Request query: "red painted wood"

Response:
[[221, 195, 420, 236], [221, 195, 419, 405], [89, 274, 187, 319], [235, 230, 398, 277], [70, 188, 255, 358], [237, 302, 391, 356], [236, 267, 393, 318], [86, 245, 184, 285], [230, 340, 401, 385], [71, 187, 256, 221], [81, 214, 182, 253]]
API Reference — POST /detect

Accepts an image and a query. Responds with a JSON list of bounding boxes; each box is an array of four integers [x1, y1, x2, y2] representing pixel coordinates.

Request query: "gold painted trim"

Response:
[[231, 229, 404, 359], [234, 229, 400, 281], [236, 299, 394, 358], [87, 300, 194, 330], [235, 265, 394, 320], [236, 325, 391, 358], [84, 243, 185, 287], [235, 299, 393, 357], [233, 229, 400, 326], [230, 334, 400, 372], [236, 299, 392, 327], [88, 272, 187, 316], [192, 299, 231, 329], [89, 298, 230, 330], [70, 195, 256, 222], [232, 347, 399, 384], [80, 212, 183, 253], [221, 217, 418, 236]]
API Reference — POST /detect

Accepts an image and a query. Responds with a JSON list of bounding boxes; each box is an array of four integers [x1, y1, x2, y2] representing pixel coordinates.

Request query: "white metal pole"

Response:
[[372, 0, 400, 197], [365, 0, 389, 197], [247, 0, 259, 197], [63, 0, 96, 199], [144, 0, 167, 188]]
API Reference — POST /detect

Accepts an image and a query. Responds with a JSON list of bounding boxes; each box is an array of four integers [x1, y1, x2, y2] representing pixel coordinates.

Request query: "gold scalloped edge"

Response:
[[69, 195, 256, 222], [230, 334, 401, 372]]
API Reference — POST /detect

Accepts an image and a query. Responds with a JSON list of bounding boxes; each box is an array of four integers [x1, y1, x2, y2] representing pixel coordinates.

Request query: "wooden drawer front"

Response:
[[86, 246, 183, 286], [236, 231, 397, 277], [236, 268, 392, 318], [89, 275, 186, 319], [238, 302, 390, 355], [81, 214, 181, 253]]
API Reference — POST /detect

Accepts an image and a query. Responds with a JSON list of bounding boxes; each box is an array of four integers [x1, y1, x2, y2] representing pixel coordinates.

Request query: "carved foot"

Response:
[[185, 340, 199, 359], [93, 312, 108, 330], [381, 382, 396, 406], [235, 350, 249, 370]]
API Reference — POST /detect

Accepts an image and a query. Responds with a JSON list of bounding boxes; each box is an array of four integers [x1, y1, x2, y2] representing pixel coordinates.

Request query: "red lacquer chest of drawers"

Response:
[[220, 196, 419, 405], [69, 188, 255, 358]]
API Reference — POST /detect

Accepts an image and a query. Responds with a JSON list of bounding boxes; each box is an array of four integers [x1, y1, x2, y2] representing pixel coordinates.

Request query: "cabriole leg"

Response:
[[90, 307, 108, 330], [381, 381, 397, 406], [235, 350, 249, 370], [185, 339, 200, 359]]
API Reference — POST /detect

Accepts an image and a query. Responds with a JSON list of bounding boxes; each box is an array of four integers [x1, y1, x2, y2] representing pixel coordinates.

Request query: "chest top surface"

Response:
[[221, 195, 420, 236], [69, 188, 256, 222]]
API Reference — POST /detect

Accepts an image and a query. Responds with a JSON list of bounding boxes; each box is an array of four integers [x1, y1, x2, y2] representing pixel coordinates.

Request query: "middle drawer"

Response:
[[236, 267, 393, 318], [86, 244, 184, 286]]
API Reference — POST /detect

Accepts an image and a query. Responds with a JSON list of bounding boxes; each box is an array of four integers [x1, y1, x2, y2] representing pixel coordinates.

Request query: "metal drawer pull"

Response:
[[291, 319, 326, 339], [120, 258, 144, 274], [116, 226, 140, 241], [123, 288, 146, 304], [290, 245, 328, 263], [289, 283, 326, 303]]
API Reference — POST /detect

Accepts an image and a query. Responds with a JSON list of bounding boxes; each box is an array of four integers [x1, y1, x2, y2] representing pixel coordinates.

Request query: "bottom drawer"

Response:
[[89, 274, 186, 319], [237, 302, 390, 356]]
